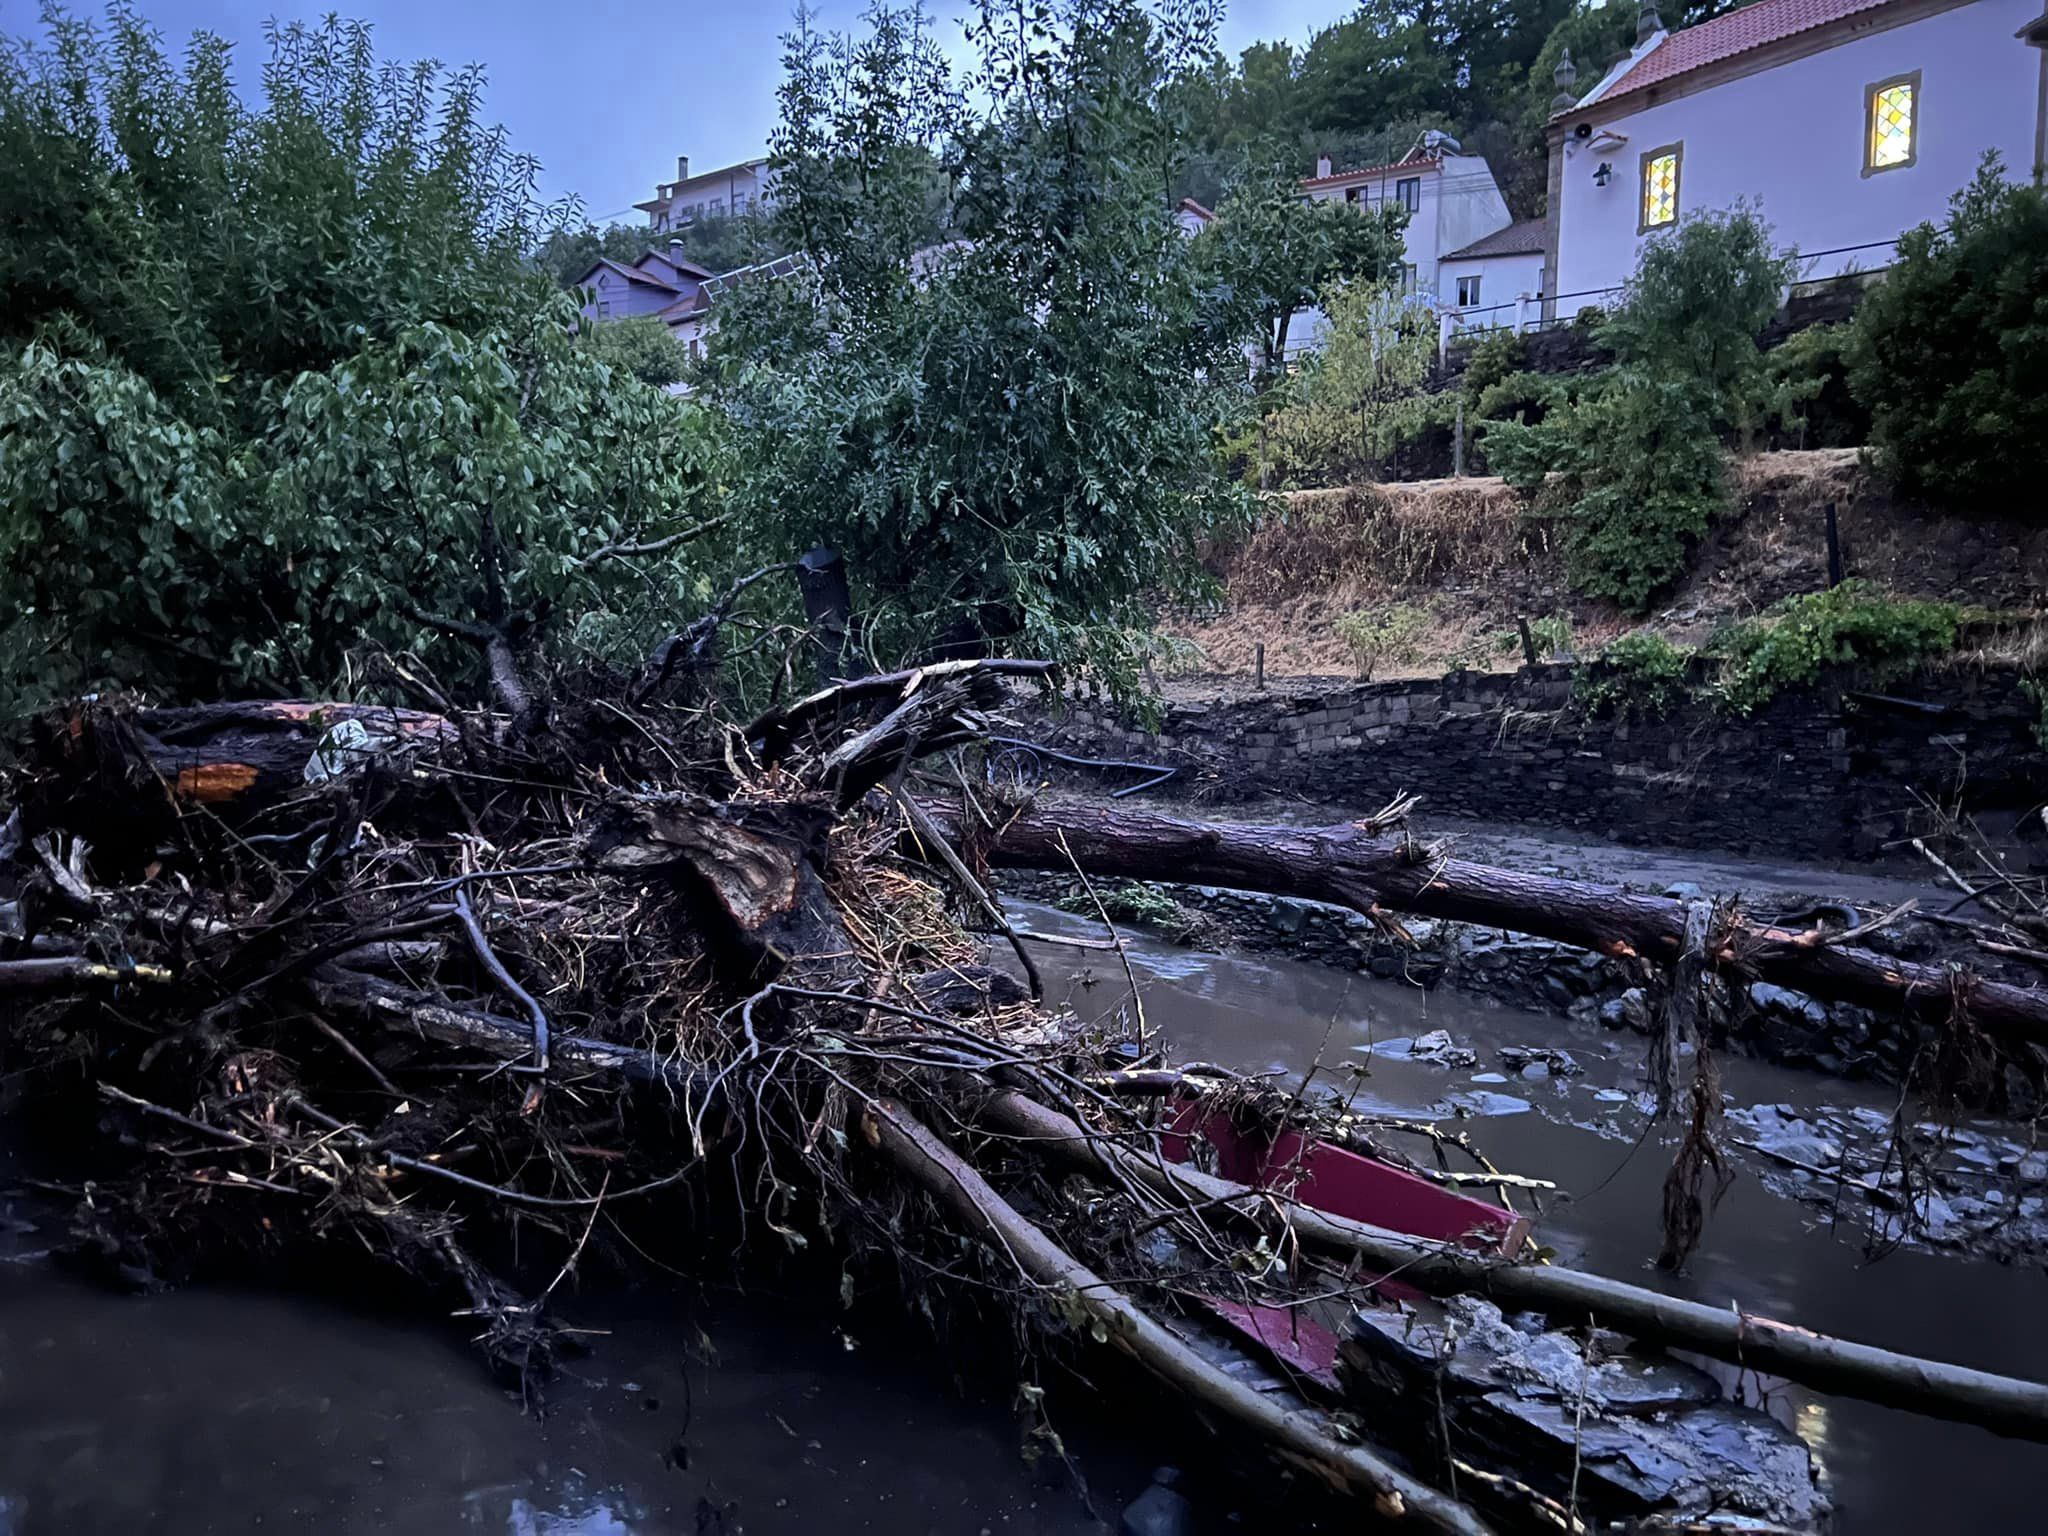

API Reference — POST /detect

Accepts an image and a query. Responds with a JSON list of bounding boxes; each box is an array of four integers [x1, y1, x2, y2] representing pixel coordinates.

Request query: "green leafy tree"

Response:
[[1253, 280, 1438, 484], [1195, 149, 1408, 378], [0, 7, 729, 713], [1488, 208, 1794, 608], [0, 8, 539, 437], [705, 0, 1252, 696], [1847, 155, 2048, 508], [582, 315, 689, 387], [535, 221, 652, 285]]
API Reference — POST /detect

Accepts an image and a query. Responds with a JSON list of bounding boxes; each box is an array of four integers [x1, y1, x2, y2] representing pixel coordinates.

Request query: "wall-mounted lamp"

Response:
[[1592, 161, 1613, 187]]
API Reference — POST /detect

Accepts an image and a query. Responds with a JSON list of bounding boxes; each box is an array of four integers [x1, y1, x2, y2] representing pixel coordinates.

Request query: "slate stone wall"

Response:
[[1023, 660, 2046, 862]]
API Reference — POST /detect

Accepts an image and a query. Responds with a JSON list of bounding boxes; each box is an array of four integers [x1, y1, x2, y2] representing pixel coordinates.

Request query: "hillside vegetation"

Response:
[[1166, 450, 2048, 684]]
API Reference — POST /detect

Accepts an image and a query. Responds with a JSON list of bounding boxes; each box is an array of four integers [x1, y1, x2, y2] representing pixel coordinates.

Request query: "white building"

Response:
[[1281, 133, 1522, 356], [1438, 220, 1551, 329], [1546, 0, 2048, 316], [636, 155, 773, 234], [1301, 132, 1516, 300]]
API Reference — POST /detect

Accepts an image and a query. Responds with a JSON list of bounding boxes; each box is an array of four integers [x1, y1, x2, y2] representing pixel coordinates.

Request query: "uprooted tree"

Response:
[[8, 650, 2048, 1530], [8, 9, 2048, 1532]]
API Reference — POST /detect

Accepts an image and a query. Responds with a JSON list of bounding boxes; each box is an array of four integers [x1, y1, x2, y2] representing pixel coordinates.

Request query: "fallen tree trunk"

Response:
[[864, 1097, 1495, 1536], [979, 1092, 2048, 1444], [40, 700, 458, 811], [939, 800, 2048, 1050]]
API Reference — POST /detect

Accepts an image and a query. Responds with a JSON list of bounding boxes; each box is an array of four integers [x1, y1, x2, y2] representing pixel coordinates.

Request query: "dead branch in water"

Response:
[[1, 656, 2038, 1533], [926, 799, 2048, 1051], [975, 1092, 2048, 1443]]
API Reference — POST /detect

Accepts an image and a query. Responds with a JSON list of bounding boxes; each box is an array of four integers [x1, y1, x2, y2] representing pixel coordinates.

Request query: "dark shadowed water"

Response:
[[0, 1264, 1130, 1536], [4, 904, 2044, 1535]]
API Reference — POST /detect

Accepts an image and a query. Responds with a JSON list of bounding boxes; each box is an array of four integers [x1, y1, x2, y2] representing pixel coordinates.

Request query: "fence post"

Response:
[[1515, 293, 1529, 334], [1254, 642, 1266, 691], [1825, 501, 1844, 588], [1453, 398, 1466, 479], [1437, 310, 1452, 368]]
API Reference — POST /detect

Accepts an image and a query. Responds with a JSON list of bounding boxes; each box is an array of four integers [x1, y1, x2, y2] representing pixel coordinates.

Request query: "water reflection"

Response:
[[0, 1270, 1117, 1536]]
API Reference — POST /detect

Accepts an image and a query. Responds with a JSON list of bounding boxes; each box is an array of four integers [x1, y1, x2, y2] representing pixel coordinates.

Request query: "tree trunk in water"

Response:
[[864, 1097, 1495, 1535], [928, 800, 2048, 1049], [979, 1092, 2048, 1443]]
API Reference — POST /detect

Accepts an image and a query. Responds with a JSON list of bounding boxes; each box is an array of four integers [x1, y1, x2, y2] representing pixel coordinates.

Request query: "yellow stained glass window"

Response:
[[1869, 79, 1915, 170], [1642, 151, 1678, 228]]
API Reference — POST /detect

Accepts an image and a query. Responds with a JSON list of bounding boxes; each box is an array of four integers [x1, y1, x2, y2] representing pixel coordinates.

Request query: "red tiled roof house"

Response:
[[1544, 0, 2048, 315]]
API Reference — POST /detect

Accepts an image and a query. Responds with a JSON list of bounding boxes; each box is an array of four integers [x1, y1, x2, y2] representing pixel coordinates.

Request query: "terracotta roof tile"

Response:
[[1301, 154, 1439, 191], [1442, 219, 1551, 261], [1598, 0, 1896, 104]]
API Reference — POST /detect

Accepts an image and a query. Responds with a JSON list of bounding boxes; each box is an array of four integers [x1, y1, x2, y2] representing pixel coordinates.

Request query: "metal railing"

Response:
[[1434, 236, 1904, 355]]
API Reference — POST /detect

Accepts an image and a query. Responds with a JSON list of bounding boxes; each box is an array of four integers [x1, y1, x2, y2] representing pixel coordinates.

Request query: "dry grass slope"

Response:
[[1165, 450, 2048, 685]]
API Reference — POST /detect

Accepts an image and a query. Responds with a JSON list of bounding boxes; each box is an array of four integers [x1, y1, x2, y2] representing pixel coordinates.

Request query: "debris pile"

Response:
[[4, 667, 2046, 1533]]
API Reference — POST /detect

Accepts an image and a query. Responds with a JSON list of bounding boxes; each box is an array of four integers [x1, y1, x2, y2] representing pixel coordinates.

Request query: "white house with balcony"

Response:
[[1283, 133, 1523, 355], [636, 155, 773, 233], [1301, 132, 1517, 300], [1545, 0, 2048, 316]]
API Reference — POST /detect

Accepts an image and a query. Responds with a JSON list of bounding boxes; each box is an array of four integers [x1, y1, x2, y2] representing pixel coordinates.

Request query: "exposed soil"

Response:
[[1162, 449, 2048, 687]]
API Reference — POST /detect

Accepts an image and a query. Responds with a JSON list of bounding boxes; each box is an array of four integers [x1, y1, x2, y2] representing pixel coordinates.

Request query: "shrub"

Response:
[[1489, 371, 1729, 610], [1255, 281, 1439, 486], [1575, 631, 1691, 718], [1488, 209, 1795, 610], [1472, 368, 1570, 426], [1334, 603, 1427, 680], [1459, 329, 1530, 401], [1847, 155, 2048, 507], [1714, 581, 1962, 713], [581, 316, 687, 388], [1763, 323, 1867, 449]]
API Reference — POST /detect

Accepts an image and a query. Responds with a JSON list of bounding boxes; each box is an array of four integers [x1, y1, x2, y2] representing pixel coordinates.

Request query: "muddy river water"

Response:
[[4, 904, 2046, 1534]]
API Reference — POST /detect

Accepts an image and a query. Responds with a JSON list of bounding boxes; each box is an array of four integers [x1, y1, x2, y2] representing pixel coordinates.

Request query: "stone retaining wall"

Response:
[[1024, 660, 2046, 862]]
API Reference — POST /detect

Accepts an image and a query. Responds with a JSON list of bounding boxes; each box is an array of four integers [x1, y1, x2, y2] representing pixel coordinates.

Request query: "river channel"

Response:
[[3, 901, 2044, 1533]]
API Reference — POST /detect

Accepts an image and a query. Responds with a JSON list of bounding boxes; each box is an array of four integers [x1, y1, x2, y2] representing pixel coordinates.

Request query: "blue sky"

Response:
[[12, 2, 1349, 222]]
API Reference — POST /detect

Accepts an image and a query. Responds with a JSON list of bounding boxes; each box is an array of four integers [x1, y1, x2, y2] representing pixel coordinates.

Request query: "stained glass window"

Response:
[[1641, 150, 1678, 229], [1868, 78, 1916, 171]]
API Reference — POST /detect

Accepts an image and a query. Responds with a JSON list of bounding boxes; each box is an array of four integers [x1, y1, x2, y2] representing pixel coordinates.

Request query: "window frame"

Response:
[[1638, 141, 1683, 234], [1395, 176, 1422, 213], [1456, 274, 1482, 308], [1863, 70, 1921, 177]]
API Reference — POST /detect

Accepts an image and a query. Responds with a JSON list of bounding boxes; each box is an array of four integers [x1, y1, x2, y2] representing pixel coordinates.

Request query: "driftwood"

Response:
[[936, 800, 2048, 1050], [5, 662, 2042, 1524], [40, 700, 457, 812], [865, 1097, 1494, 1536]]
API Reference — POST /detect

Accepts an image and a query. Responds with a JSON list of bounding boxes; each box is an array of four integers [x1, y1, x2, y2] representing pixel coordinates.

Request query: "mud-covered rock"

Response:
[[1342, 1296, 1827, 1531]]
